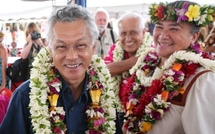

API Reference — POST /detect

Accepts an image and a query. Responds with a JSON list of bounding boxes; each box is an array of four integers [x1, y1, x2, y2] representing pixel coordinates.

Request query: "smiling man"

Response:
[[0, 5, 116, 134], [103, 11, 153, 134], [104, 12, 150, 76]]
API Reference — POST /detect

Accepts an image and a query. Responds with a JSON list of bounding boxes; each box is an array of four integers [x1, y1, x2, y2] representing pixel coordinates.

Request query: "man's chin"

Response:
[[98, 28, 105, 33]]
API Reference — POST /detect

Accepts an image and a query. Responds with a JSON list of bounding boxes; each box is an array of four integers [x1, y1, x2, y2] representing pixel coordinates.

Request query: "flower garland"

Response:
[[122, 43, 215, 133], [29, 47, 116, 134], [86, 55, 116, 134], [112, 32, 153, 112], [148, 1, 215, 27], [120, 48, 160, 116]]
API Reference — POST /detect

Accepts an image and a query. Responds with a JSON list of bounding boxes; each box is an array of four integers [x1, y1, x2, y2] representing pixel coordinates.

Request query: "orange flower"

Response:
[[173, 63, 182, 71], [161, 91, 169, 101], [126, 102, 134, 116], [178, 87, 184, 94], [140, 122, 152, 133]]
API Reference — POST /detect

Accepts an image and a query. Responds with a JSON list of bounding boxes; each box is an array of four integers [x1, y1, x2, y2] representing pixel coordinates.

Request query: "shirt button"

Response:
[[70, 107, 74, 111]]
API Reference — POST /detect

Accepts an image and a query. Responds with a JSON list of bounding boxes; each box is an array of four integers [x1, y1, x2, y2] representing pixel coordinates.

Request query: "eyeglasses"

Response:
[[53, 44, 91, 54]]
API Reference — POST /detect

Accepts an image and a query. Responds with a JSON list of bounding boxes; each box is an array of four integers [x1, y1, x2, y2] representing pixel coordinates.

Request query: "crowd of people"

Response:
[[0, 1, 215, 134]]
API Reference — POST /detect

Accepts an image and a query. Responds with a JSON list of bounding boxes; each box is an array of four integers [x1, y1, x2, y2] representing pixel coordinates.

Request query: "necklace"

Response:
[[122, 43, 215, 133], [29, 48, 116, 134], [112, 32, 153, 112]]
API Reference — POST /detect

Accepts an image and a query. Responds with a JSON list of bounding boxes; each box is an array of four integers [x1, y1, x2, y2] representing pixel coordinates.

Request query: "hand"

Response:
[[128, 56, 138, 66], [122, 123, 127, 134], [34, 38, 44, 47], [0, 86, 5, 93], [26, 33, 33, 43]]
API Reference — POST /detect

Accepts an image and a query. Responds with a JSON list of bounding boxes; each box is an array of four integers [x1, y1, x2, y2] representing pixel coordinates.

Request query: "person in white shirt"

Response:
[[93, 7, 118, 58]]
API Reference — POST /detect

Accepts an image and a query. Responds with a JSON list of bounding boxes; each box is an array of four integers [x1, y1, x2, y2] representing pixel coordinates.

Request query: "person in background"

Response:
[[202, 22, 214, 43], [103, 11, 152, 134], [10, 41, 18, 57], [0, 32, 8, 91], [0, 32, 10, 124], [120, 1, 215, 133], [3, 25, 12, 48], [93, 7, 118, 58], [203, 23, 215, 59], [0, 94, 9, 124], [0, 5, 116, 134], [20, 22, 45, 79], [16, 26, 26, 49], [145, 20, 155, 36]]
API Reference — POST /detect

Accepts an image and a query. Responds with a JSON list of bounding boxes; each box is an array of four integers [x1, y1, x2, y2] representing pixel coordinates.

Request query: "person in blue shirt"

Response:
[[0, 5, 116, 134]]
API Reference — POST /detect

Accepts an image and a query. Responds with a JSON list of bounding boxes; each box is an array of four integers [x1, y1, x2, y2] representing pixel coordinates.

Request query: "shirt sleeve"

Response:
[[0, 81, 33, 134], [104, 43, 116, 64], [0, 95, 10, 124]]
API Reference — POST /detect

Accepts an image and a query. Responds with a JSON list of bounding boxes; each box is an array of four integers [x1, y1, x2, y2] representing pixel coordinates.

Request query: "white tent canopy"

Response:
[[1, 0, 215, 22], [0, 0, 53, 22]]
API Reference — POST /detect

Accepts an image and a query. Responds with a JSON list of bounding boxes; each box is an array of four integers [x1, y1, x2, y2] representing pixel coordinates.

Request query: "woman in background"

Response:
[[20, 22, 44, 80], [0, 32, 8, 91], [0, 32, 10, 124]]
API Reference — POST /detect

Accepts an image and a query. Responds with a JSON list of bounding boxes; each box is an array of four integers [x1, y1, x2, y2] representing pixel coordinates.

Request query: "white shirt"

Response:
[[147, 68, 215, 134], [95, 28, 118, 58]]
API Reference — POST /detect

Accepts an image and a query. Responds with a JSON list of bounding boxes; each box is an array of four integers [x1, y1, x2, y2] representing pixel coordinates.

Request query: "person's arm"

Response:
[[0, 95, 10, 124], [104, 43, 138, 76], [0, 46, 7, 91], [203, 45, 215, 53], [0, 83, 32, 133], [107, 56, 138, 77], [20, 34, 33, 59], [21, 34, 44, 59]]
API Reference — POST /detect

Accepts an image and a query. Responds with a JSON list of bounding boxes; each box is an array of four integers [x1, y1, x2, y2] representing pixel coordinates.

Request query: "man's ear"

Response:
[[92, 41, 97, 54]]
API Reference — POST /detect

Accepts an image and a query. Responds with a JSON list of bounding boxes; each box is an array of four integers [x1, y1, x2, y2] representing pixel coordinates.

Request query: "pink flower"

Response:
[[53, 126, 62, 134], [94, 118, 105, 126], [175, 2, 189, 23]]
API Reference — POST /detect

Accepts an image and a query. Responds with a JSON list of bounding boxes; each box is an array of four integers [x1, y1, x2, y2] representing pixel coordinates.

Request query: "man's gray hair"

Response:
[[46, 5, 99, 46], [117, 12, 145, 30], [93, 7, 110, 21]]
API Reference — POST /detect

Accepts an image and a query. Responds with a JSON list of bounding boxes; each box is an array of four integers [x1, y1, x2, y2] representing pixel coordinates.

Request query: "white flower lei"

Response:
[[29, 47, 116, 134], [125, 49, 215, 133], [112, 32, 153, 112], [131, 50, 215, 98], [152, 50, 215, 81]]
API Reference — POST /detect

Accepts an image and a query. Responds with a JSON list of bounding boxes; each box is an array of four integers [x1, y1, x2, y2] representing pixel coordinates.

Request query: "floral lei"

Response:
[[148, 1, 215, 27], [122, 43, 215, 133], [112, 32, 153, 112], [29, 47, 116, 134]]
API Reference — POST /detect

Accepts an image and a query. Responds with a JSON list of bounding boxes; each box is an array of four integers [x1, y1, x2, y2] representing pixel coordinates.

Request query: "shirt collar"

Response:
[[59, 72, 89, 103]]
